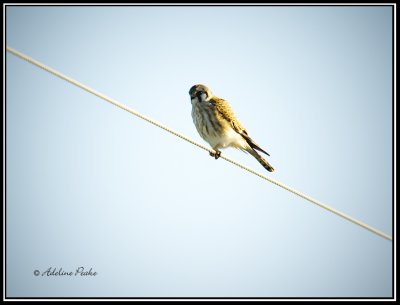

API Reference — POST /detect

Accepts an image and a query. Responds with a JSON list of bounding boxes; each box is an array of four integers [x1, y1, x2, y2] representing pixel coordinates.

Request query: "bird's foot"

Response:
[[209, 150, 221, 160]]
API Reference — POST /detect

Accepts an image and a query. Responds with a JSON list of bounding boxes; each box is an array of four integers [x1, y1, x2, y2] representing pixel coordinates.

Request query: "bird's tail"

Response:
[[248, 148, 275, 172]]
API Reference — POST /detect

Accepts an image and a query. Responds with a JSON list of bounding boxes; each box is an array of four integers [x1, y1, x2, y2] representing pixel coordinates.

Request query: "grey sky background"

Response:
[[6, 6, 393, 298]]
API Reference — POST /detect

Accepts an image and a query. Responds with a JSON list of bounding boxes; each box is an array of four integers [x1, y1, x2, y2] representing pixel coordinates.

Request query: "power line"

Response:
[[6, 46, 393, 242]]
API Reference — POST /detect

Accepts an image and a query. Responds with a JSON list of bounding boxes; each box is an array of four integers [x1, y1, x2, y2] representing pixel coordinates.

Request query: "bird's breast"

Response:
[[191, 100, 246, 150], [192, 100, 221, 143]]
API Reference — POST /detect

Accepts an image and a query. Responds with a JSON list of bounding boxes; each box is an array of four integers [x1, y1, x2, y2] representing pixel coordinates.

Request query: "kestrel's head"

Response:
[[189, 84, 213, 102]]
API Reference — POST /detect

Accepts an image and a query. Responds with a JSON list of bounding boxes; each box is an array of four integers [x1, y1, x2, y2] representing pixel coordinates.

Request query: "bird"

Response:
[[189, 84, 274, 172]]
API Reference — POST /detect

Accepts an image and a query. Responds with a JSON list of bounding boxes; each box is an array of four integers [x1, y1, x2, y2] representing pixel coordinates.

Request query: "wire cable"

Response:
[[6, 46, 393, 241]]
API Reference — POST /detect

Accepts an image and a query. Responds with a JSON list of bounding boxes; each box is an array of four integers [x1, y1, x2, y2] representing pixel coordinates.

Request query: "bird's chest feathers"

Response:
[[191, 99, 219, 135], [191, 99, 214, 127], [191, 99, 245, 149]]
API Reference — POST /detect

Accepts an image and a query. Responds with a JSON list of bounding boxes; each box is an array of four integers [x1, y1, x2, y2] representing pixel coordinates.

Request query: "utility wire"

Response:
[[6, 46, 393, 242]]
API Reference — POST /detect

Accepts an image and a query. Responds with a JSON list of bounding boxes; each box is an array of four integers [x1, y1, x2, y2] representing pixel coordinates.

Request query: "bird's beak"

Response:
[[189, 87, 197, 98]]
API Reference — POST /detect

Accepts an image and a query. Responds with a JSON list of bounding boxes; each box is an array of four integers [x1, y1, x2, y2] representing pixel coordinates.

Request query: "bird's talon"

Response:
[[209, 150, 221, 159]]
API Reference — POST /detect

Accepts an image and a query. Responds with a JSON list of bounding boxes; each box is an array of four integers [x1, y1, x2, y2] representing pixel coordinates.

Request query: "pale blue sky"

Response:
[[6, 5, 393, 298]]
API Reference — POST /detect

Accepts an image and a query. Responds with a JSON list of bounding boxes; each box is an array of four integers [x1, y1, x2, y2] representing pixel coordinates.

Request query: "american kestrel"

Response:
[[189, 84, 274, 172]]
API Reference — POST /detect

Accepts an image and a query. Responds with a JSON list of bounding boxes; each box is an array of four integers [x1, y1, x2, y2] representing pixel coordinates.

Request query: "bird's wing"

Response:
[[213, 98, 270, 156], [235, 125, 270, 156]]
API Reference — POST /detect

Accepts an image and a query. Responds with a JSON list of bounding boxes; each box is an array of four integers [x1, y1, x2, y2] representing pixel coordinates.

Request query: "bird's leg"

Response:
[[209, 149, 221, 160]]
